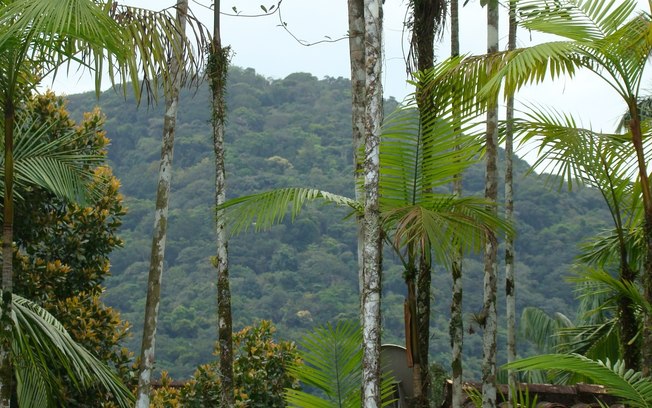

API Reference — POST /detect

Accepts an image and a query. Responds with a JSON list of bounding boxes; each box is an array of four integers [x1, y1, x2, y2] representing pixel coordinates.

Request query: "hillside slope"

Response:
[[64, 67, 611, 379]]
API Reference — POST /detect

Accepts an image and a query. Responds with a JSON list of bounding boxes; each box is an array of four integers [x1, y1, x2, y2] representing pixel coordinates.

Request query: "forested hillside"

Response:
[[64, 67, 611, 379]]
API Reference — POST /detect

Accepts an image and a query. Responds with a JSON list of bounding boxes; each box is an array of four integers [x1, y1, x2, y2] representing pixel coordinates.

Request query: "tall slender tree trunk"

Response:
[[135, 2, 187, 406], [619, 260, 640, 370], [210, 1, 234, 406], [630, 105, 652, 375], [403, 257, 422, 400], [361, 1, 383, 406], [449, 0, 464, 405], [0, 98, 16, 408], [415, 253, 431, 406], [505, 0, 517, 401], [410, 3, 446, 403], [481, 1, 499, 407], [348, 0, 366, 305]]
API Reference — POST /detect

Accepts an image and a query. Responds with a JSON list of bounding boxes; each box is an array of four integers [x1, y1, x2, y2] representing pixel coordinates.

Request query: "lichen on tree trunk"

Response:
[[361, 1, 383, 406], [348, 0, 366, 306], [505, 0, 517, 401], [210, 2, 234, 405], [482, 2, 499, 406], [134, 3, 187, 407]]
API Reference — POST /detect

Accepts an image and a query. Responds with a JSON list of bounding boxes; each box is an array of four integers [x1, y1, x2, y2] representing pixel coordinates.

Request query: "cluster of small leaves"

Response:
[[152, 320, 301, 407], [11, 92, 132, 407]]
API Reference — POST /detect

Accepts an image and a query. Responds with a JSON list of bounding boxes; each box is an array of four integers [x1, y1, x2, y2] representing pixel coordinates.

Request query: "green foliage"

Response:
[[285, 320, 396, 408], [153, 320, 301, 407], [63, 67, 614, 379], [12, 92, 133, 406], [11, 294, 133, 408], [428, 362, 448, 408], [285, 320, 363, 408], [506, 354, 652, 408]]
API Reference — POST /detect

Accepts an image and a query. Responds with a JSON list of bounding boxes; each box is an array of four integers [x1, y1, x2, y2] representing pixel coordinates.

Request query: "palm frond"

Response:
[[379, 100, 481, 207], [506, 354, 652, 408], [0, 0, 129, 98], [107, 2, 210, 101], [0, 113, 102, 206], [520, 307, 574, 354], [559, 320, 620, 361], [285, 320, 396, 408], [570, 268, 649, 316], [382, 194, 511, 266], [286, 321, 362, 407], [11, 294, 133, 407], [579, 227, 644, 271], [217, 188, 360, 236], [517, 0, 638, 41], [512, 105, 638, 197]]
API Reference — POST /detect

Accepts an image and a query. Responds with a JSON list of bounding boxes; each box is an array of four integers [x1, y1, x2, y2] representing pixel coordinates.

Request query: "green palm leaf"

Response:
[[382, 195, 507, 265], [11, 294, 133, 407], [106, 2, 210, 100], [217, 187, 359, 236], [285, 320, 396, 408], [520, 306, 574, 354], [286, 321, 363, 408], [506, 354, 652, 408], [0, 0, 128, 98], [513, 105, 637, 187], [579, 227, 645, 272], [518, 0, 638, 40], [0, 112, 102, 206], [421, 1, 651, 112], [379, 100, 479, 206], [379, 72, 510, 264]]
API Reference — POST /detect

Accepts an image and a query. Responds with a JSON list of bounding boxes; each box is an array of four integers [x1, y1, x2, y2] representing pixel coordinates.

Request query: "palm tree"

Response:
[[0, 0, 207, 404], [519, 270, 635, 383], [216, 81, 510, 406], [286, 321, 375, 407], [285, 320, 396, 408], [404, 2, 447, 403], [0, 3, 126, 404], [135, 1, 190, 406], [513, 107, 643, 370], [422, 0, 652, 374]]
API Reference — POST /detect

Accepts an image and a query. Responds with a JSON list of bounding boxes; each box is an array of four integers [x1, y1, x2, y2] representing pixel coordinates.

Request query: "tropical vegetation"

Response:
[[64, 67, 612, 381], [7, 0, 652, 405]]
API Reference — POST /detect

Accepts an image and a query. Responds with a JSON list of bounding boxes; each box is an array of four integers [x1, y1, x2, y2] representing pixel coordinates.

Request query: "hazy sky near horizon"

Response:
[[48, 0, 652, 144]]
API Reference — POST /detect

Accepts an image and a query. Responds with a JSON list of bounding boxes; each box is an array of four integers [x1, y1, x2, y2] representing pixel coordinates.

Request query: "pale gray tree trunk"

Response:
[[505, 0, 517, 402], [135, 2, 187, 406], [348, 0, 366, 304], [211, 1, 234, 406], [362, 1, 384, 406], [449, 0, 464, 405], [481, 1, 499, 407]]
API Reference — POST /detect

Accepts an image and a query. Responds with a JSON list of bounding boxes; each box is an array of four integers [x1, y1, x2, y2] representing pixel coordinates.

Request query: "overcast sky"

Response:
[[48, 0, 652, 144]]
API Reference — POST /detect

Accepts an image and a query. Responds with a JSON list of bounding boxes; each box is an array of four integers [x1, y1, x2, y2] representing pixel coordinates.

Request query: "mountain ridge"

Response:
[[63, 66, 611, 379]]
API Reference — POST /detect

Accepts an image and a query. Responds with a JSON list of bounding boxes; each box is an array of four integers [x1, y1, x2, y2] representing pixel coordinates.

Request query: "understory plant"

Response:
[[285, 320, 395, 408], [151, 320, 300, 407]]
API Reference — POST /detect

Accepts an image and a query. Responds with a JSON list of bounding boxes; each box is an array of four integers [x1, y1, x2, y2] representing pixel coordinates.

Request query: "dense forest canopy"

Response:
[[63, 66, 611, 379]]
